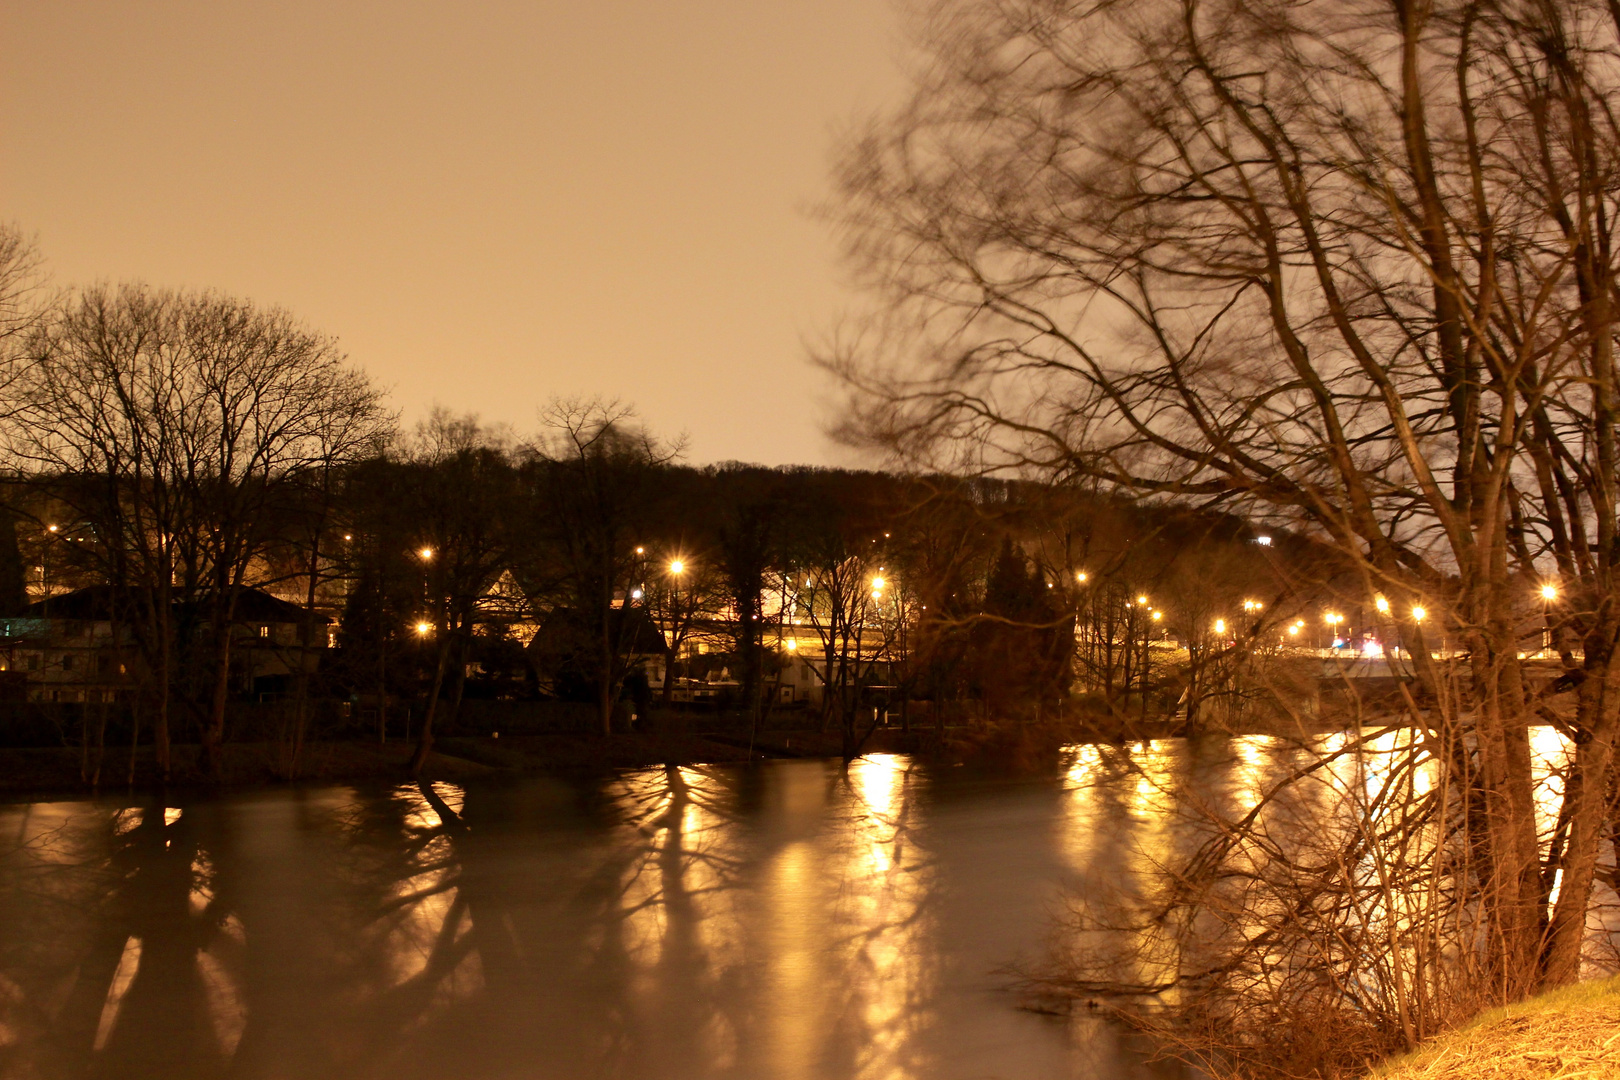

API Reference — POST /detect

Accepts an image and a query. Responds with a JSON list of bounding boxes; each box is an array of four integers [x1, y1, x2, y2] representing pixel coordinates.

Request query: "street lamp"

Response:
[[418, 546, 434, 561], [415, 621, 432, 636], [1214, 618, 1227, 635], [1412, 605, 1426, 622], [1076, 571, 1088, 583], [1540, 583, 1558, 653], [1375, 595, 1390, 614], [670, 559, 685, 575]]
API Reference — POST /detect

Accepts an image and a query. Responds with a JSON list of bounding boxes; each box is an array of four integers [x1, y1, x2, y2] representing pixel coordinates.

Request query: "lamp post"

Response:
[[41, 524, 59, 617], [1324, 612, 1344, 653], [1540, 583, 1558, 654]]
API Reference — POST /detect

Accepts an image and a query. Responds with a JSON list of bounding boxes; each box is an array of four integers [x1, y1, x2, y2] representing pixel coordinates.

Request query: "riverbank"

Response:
[[1370, 976, 1620, 1079], [0, 733, 758, 801], [0, 728, 973, 802]]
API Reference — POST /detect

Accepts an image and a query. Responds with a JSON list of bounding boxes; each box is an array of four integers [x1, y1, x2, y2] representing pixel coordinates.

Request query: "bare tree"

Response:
[[395, 409, 516, 774], [830, 0, 1620, 1019], [520, 400, 679, 736], [8, 284, 388, 778]]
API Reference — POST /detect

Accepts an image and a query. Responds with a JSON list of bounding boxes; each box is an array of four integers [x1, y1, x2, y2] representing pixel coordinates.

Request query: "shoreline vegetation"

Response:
[[0, 719, 1080, 803], [1369, 976, 1620, 1080]]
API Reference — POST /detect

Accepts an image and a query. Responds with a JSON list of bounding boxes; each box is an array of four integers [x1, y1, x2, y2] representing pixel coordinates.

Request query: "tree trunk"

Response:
[[1542, 646, 1620, 983], [661, 645, 678, 706], [599, 603, 613, 737], [154, 613, 171, 784], [202, 631, 234, 780], [409, 636, 453, 775]]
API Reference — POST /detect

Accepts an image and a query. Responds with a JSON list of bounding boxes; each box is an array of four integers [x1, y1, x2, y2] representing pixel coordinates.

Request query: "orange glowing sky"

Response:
[[0, 0, 907, 465]]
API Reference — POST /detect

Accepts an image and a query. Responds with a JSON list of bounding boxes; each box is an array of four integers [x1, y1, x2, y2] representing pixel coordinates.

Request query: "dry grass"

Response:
[[1371, 978, 1620, 1080]]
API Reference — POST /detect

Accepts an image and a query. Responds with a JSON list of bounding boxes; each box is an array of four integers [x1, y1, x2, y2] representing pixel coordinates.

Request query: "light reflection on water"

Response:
[[0, 747, 1423, 1080]]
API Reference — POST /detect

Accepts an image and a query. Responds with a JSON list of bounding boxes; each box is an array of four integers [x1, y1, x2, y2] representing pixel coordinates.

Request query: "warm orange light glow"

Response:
[[1077, 571, 1088, 583], [46, 524, 58, 533], [872, 576, 886, 590], [1214, 618, 1227, 634], [1412, 605, 1427, 622], [1375, 595, 1390, 613], [1541, 584, 1558, 601], [670, 559, 685, 574], [418, 546, 434, 561], [415, 621, 432, 636]]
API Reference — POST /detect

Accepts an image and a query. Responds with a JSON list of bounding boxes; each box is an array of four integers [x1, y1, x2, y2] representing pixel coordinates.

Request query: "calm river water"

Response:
[[0, 736, 1476, 1080]]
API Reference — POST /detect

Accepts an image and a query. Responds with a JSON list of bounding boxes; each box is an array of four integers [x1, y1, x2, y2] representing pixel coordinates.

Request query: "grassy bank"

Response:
[[1370, 977, 1620, 1079]]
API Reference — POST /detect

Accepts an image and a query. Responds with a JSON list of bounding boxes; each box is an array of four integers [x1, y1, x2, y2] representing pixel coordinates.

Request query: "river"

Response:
[[8, 731, 1570, 1080]]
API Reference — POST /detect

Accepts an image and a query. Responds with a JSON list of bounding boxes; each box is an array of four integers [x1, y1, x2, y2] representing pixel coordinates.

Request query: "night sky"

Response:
[[0, 0, 907, 464]]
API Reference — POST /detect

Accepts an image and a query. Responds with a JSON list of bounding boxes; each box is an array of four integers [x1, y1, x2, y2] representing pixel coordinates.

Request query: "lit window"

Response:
[[259, 626, 270, 638]]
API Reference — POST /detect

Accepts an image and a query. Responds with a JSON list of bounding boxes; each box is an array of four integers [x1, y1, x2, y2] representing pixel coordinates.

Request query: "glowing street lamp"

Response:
[[417, 546, 434, 561], [670, 559, 685, 575], [1137, 595, 1148, 606], [1541, 583, 1558, 601], [1151, 610, 1163, 621], [873, 576, 886, 590], [1077, 571, 1088, 583], [415, 621, 432, 636], [1214, 618, 1227, 635], [1412, 606, 1427, 622], [47, 524, 58, 534], [1375, 595, 1390, 614]]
